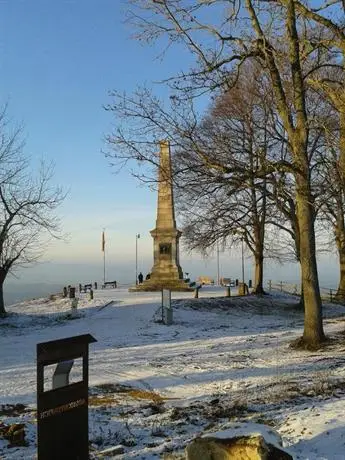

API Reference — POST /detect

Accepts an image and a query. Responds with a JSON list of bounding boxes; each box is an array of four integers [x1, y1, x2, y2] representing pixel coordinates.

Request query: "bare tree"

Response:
[[0, 108, 65, 317], [124, 0, 337, 347], [105, 71, 272, 293], [306, 71, 345, 298], [174, 68, 272, 294]]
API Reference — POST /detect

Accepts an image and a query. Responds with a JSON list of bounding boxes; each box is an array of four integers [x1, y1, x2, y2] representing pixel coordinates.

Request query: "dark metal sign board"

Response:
[[37, 334, 97, 460]]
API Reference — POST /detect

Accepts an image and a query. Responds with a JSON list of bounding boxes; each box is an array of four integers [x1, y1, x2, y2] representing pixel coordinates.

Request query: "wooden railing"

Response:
[[267, 280, 345, 304]]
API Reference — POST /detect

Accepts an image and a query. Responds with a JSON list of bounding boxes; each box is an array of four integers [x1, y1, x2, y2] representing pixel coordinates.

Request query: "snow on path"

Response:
[[2, 287, 345, 459], [1, 286, 232, 404], [1, 287, 344, 405]]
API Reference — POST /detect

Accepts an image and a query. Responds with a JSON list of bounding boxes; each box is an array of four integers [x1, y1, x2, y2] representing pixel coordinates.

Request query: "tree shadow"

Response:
[[287, 425, 345, 459]]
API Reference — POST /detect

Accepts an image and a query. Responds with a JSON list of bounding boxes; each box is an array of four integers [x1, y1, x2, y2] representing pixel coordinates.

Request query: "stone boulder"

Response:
[[185, 423, 292, 460]]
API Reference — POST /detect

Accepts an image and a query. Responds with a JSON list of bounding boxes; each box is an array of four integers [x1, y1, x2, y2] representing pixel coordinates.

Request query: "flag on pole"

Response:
[[101, 231, 105, 252]]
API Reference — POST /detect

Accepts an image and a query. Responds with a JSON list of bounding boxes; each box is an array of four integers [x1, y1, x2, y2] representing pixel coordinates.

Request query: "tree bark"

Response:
[[287, 0, 324, 347], [337, 86, 345, 183], [253, 253, 265, 294], [335, 212, 345, 300], [0, 272, 6, 318], [296, 186, 325, 346], [296, 264, 304, 310], [336, 107, 345, 300], [336, 245, 345, 300], [293, 220, 304, 309]]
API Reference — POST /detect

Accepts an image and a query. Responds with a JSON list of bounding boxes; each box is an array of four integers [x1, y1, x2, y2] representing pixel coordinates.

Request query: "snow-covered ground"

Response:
[[1, 286, 345, 459]]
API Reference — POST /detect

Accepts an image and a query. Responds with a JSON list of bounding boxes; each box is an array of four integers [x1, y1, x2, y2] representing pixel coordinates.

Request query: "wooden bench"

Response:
[[102, 281, 117, 289], [82, 283, 92, 293]]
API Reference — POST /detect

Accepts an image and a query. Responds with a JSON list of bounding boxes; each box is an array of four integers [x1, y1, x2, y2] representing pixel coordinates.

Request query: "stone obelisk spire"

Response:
[[156, 140, 177, 230], [131, 140, 191, 291]]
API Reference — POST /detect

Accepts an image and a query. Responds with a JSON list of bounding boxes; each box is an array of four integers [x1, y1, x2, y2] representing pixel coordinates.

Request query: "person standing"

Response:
[[138, 272, 143, 284]]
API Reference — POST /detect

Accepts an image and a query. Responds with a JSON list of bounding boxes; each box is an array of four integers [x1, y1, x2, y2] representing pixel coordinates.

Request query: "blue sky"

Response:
[[1, 0, 221, 285], [1, 0, 340, 287], [1, 1, 167, 284]]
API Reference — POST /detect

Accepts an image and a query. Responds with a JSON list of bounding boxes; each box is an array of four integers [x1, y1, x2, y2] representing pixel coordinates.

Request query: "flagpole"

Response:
[[135, 233, 140, 285], [103, 246, 106, 286], [216, 240, 220, 286], [102, 229, 106, 285]]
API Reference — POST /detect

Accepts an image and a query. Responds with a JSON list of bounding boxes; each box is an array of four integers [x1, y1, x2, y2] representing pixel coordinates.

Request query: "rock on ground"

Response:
[[186, 434, 293, 459], [185, 423, 293, 460]]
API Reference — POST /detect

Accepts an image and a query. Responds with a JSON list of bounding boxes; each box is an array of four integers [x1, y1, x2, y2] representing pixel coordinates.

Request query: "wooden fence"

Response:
[[267, 280, 345, 303]]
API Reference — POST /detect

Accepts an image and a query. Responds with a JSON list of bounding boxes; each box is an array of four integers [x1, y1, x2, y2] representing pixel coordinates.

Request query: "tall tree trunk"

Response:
[[248, 134, 267, 296], [336, 108, 345, 300], [296, 188, 325, 346], [291, 210, 304, 309], [0, 276, 6, 318], [298, 264, 304, 310], [335, 213, 345, 301], [336, 244, 345, 300], [338, 97, 345, 184], [286, 0, 324, 346], [296, 230, 304, 310], [253, 253, 265, 294]]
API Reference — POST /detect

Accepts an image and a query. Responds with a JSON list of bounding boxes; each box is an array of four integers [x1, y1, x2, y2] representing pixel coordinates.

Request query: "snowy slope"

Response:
[[1, 286, 345, 459]]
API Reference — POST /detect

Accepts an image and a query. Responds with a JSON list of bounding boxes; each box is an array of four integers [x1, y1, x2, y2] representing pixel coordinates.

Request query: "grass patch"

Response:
[[126, 389, 164, 403], [89, 395, 119, 407], [90, 383, 168, 404]]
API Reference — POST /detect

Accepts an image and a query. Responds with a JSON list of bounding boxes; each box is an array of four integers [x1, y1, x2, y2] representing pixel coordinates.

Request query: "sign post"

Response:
[[162, 289, 172, 325], [37, 334, 97, 460]]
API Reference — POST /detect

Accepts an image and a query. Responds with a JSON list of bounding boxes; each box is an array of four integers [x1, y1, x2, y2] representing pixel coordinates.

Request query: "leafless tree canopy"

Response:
[[0, 107, 66, 317], [105, 0, 345, 348]]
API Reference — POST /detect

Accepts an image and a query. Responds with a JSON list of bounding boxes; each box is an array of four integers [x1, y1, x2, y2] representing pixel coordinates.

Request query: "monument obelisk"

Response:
[[131, 140, 191, 291]]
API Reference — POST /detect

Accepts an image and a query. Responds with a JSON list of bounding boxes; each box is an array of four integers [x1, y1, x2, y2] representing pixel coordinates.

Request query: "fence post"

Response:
[[280, 281, 283, 292]]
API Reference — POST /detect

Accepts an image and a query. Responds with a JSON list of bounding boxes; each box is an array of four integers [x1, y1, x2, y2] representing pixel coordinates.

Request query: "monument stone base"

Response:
[[129, 278, 193, 292]]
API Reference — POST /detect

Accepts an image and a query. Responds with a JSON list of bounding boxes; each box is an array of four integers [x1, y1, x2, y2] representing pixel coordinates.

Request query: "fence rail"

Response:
[[267, 280, 345, 304]]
